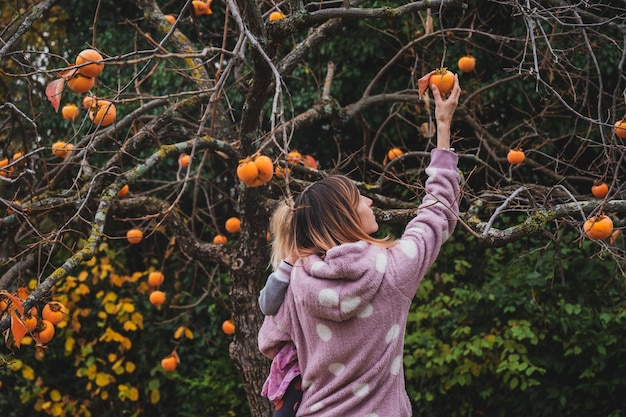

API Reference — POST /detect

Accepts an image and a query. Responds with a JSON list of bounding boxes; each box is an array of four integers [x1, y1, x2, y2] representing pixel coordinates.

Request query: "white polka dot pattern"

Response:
[[318, 288, 339, 308], [311, 402, 325, 412], [340, 296, 361, 314], [311, 260, 325, 274], [328, 363, 345, 376], [391, 355, 403, 375], [316, 323, 332, 341], [385, 324, 400, 343], [399, 239, 418, 258], [375, 252, 387, 273], [352, 382, 370, 397], [357, 303, 373, 318]]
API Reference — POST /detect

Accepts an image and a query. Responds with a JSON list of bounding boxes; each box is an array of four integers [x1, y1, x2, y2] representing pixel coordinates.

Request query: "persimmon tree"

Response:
[[1, 0, 626, 416]]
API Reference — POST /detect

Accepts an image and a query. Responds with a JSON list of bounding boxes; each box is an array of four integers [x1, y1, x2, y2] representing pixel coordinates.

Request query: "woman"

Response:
[[259, 75, 462, 416]]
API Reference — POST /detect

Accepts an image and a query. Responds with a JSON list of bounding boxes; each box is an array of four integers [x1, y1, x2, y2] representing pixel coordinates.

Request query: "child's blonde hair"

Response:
[[269, 200, 295, 270], [269, 175, 395, 266]]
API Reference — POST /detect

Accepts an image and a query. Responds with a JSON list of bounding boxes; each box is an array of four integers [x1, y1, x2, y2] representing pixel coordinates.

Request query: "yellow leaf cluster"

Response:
[[99, 327, 132, 350], [174, 325, 194, 340]]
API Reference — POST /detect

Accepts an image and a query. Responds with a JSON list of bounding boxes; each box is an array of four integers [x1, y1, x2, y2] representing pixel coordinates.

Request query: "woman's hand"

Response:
[[431, 74, 461, 149]]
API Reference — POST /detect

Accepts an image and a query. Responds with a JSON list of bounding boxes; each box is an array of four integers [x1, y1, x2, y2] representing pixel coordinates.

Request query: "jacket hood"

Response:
[[292, 241, 387, 322]]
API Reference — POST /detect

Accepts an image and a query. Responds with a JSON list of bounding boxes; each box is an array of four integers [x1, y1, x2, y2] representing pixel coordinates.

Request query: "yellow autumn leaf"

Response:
[[100, 390, 109, 400], [121, 302, 135, 313], [76, 283, 90, 295], [64, 276, 77, 289], [51, 403, 63, 416], [130, 312, 144, 329], [22, 365, 35, 380], [95, 372, 112, 387], [123, 321, 137, 331], [120, 337, 132, 350], [102, 291, 118, 304], [104, 302, 118, 314], [174, 326, 195, 340], [112, 358, 124, 370], [110, 274, 124, 287], [78, 270, 88, 281], [50, 389, 62, 402], [8, 359, 23, 371], [128, 387, 139, 401], [125, 361, 136, 373], [174, 326, 186, 339], [65, 336, 75, 353], [150, 389, 160, 404]]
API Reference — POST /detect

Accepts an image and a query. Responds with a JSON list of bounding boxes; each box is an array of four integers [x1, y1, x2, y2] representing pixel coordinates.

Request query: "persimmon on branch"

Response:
[[0, 136, 232, 334]]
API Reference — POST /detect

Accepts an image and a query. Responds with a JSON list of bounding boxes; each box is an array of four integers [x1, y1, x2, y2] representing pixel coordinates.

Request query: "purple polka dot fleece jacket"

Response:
[[258, 149, 460, 417]]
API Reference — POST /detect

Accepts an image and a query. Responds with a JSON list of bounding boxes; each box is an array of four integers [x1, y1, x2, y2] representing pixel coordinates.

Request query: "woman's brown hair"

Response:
[[291, 175, 395, 258], [269, 175, 396, 266]]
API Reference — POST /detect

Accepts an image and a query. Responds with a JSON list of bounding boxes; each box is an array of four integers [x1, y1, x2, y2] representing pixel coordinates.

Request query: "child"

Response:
[[258, 203, 302, 417]]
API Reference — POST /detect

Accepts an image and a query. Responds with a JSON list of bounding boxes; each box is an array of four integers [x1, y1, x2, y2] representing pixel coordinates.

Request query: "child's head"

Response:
[[269, 201, 295, 270]]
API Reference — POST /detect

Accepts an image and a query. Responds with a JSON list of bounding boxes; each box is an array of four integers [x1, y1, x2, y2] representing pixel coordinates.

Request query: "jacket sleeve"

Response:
[[387, 148, 460, 297], [258, 300, 293, 359], [258, 261, 292, 316]]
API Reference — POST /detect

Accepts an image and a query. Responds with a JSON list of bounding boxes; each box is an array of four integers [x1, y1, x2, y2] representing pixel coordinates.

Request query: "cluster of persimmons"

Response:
[[0, 289, 68, 350]]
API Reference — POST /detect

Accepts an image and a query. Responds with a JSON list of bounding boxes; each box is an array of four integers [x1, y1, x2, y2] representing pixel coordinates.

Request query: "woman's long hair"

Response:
[[270, 175, 397, 266]]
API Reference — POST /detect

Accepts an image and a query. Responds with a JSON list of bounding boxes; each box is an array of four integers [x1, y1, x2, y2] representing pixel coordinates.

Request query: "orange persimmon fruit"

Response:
[[179, 153, 191, 168], [457, 56, 476, 73], [591, 181, 609, 198], [66, 74, 95, 93], [52, 141, 74, 159], [614, 120, 626, 139], [126, 228, 143, 244], [148, 271, 165, 287], [269, 11, 286, 21], [507, 148, 525, 165], [75, 49, 104, 78], [222, 319, 235, 335], [89, 100, 116, 126], [61, 104, 79, 121], [161, 354, 178, 371], [149, 290, 166, 306], [21, 312, 38, 332], [213, 234, 227, 245], [42, 301, 67, 325], [225, 217, 241, 234], [387, 147, 403, 162], [35, 319, 55, 344], [583, 215, 613, 240], [237, 155, 273, 187], [192, 0, 210, 15], [429, 68, 455, 95]]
